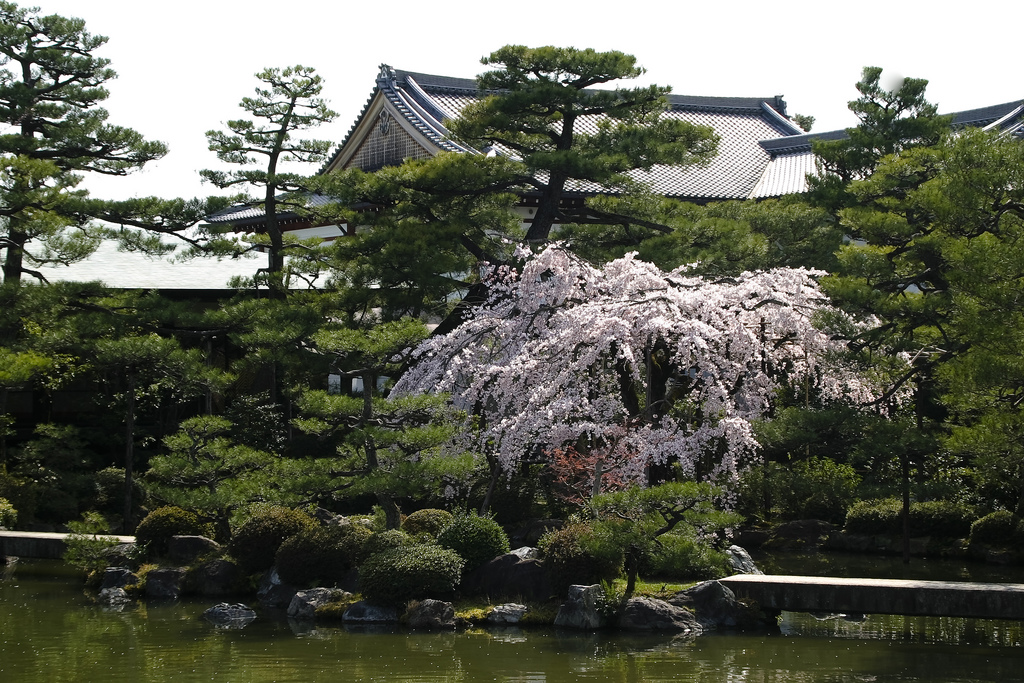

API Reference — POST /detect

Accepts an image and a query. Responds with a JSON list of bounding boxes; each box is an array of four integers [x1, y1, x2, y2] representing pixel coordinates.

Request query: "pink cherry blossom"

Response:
[[394, 245, 883, 483]]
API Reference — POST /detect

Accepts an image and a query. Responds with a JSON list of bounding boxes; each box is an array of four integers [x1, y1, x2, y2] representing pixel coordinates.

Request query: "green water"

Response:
[[2, 558, 1022, 682]]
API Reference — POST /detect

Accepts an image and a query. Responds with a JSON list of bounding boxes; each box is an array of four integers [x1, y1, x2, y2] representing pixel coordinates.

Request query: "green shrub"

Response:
[[845, 498, 975, 539], [649, 534, 731, 581], [363, 528, 413, 559], [911, 500, 975, 538], [63, 511, 122, 580], [276, 525, 365, 587], [436, 513, 510, 572], [358, 544, 464, 606], [736, 457, 859, 524], [134, 505, 214, 556], [228, 505, 315, 575], [0, 497, 16, 528], [401, 509, 454, 538], [969, 511, 1024, 547], [845, 498, 902, 535], [539, 521, 622, 595]]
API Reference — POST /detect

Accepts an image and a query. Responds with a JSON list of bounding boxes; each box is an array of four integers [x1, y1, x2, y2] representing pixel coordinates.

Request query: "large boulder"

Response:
[[406, 599, 456, 630], [103, 543, 141, 567], [257, 568, 298, 609], [203, 602, 256, 629], [99, 567, 138, 590], [669, 580, 763, 630], [167, 535, 221, 565], [487, 603, 528, 625], [461, 550, 552, 601], [145, 567, 186, 600], [726, 545, 762, 575], [619, 597, 702, 635], [192, 558, 241, 596], [343, 600, 399, 624], [553, 584, 606, 630], [287, 588, 351, 620]]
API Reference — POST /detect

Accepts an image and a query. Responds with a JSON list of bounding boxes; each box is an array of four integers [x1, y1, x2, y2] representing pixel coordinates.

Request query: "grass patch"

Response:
[[609, 578, 695, 601], [451, 597, 562, 626]]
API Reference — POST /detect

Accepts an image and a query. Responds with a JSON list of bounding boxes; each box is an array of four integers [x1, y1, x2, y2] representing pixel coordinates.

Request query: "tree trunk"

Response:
[[624, 549, 639, 600], [122, 373, 136, 533], [524, 172, 568, 242], [2, 229, 27, 285], [901, 452, 911, 564], [479, 462, 499, 516], [359, 369, 402, 529], [0, 387, 8, 472]]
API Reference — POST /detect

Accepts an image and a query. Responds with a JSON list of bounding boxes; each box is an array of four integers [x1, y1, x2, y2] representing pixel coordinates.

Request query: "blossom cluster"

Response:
[[394, 246, 877, 481]]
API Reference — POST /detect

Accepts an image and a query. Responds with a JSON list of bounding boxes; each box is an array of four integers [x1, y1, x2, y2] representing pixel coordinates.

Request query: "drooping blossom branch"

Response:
[[393, 245, 885, 483]]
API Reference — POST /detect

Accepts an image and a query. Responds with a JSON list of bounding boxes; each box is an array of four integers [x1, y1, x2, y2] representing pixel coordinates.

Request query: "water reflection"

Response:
[[2, 559, 1023, 683]]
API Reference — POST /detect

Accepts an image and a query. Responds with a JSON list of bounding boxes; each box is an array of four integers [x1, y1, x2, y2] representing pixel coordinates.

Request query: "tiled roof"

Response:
[[205, 193, 336, 226], [30, 240, 266, 290], [320, 66, 805, 202], [753, 99, 1024, 197]]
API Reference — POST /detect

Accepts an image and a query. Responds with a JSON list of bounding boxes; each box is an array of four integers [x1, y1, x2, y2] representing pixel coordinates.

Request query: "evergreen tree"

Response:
[[0, 2, 168, 284], [202, 65, 338, 295], [450, 45, 719, 242]]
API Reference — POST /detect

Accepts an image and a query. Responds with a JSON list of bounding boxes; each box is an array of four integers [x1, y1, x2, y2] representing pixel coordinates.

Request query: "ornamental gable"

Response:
[[343, 110, 433, 172]]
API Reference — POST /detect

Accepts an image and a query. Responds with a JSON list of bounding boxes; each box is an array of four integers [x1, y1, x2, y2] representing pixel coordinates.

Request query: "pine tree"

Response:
[[0, 2, 167, 284], [202, 66, 338, 295]]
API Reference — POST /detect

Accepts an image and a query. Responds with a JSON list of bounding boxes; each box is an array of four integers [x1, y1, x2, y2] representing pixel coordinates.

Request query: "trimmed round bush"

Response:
[[134, 506, 214, 556], [970, 511, 1024, 547], [228, 506, 315, 575], [845, 498, 975, 539], [539, 521, 622, 594], [436, 513, 510, 572], [276, 524, 366, 587], [358, 544, 465, 606], [363, 528, 413, 559], [402, 509, 454, 538]]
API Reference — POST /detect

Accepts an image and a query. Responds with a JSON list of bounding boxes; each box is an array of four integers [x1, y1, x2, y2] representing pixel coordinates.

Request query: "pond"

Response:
[[2, 557, 1022, 682]]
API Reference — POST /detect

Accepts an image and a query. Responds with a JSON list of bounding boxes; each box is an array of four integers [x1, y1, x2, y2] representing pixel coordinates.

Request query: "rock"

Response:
[[406, 599, 456, 630], [510, 519, 563, 548], [99, 567, 138, 590], [98, 587, 131, 607], [553, 584, 606, 630], [342, 600, 399, 624], [192, 558, 240, 596], [727, 545, 763, 575], [257, 568, 298, 609], [669, 580, 762, 630], [461, 551, 552, 601], [203, 602, 256, 629], [167, 536, 221, 565], [510, 546, 541, 561], [312, 507, 339, 525], [487, 603, 528, 625], [103, 543, 141, 567], [145, 567, 186, 600], [287, 588, 350, 620], [619, 597, 702, 635]]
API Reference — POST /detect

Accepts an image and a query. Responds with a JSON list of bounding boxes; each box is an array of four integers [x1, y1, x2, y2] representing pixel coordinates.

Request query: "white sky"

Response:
[[29, 0, 1023, 203]]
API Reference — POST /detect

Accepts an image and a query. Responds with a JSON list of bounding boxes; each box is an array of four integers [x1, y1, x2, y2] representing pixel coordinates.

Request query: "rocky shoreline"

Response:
[[89, 539, 772, 637]]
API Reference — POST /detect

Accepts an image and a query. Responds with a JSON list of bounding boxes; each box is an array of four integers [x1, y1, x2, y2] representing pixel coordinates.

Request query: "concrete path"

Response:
[[1, 530, 135, 560], [720, 573, 1024, 620]]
